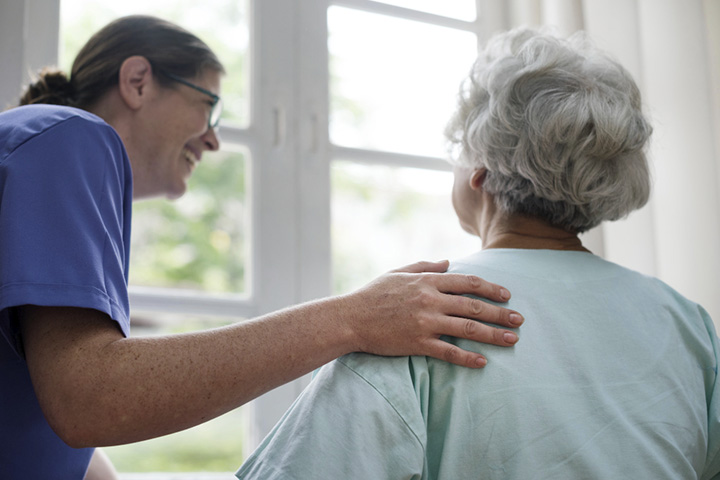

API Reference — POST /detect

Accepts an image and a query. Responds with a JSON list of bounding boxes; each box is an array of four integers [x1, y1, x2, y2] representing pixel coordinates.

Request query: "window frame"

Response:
[[9, 0, 521, 459]]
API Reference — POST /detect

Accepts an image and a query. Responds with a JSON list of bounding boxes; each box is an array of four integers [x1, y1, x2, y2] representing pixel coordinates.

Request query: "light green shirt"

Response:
[[237, 250, 720, 479]]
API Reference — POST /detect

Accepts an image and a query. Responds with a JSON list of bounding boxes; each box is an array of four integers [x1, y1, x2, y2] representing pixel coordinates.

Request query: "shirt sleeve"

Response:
[[701, 305, 720, 480], [0, 114, 133, 354], [236, 356, 426, 480]]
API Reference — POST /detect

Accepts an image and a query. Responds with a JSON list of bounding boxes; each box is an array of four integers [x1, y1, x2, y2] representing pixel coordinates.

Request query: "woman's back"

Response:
[[238, 249, 720, 479], [425, 249, 718, 478]]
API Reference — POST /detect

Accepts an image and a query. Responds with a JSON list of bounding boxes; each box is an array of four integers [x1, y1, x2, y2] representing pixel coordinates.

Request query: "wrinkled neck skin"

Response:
[[475, 192, 591, 253]]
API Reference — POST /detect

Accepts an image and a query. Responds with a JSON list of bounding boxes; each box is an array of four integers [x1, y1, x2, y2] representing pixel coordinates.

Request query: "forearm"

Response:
[[23, 297, 357, 448], [23, 261, 522, 448]]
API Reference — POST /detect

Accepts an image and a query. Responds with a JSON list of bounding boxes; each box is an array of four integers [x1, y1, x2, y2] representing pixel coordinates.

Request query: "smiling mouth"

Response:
[[182, 147, 199, 168]]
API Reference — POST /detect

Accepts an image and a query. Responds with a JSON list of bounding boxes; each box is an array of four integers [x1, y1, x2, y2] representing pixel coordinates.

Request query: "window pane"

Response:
[[331, 161, 481, 294], [328, 7, 477, 158], [130, 149, 249, 294], [60, 0, 250, 127], [105, 407, 245, 474], [129, 310, 241, 336], [375, 0, 477, 21]]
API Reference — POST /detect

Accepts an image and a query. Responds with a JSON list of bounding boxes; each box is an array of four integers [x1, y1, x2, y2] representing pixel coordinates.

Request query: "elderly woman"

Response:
[[237, 28, 720, 479]]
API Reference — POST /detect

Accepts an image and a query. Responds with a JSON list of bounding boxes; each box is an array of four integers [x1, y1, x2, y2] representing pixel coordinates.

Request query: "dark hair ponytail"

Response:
[[19, 69, 77, 106], [18, 15, 224, 109]]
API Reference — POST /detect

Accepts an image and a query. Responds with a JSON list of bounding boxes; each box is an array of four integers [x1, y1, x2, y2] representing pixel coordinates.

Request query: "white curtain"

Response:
[[495, 0, 720, 325]]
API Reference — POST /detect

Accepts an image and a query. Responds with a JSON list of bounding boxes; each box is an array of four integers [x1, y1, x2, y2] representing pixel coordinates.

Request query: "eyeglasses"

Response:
[[159, 70, 223, 129]]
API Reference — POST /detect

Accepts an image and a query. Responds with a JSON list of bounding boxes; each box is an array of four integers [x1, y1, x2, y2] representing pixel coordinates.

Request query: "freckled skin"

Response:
[[21, 263, 521, 447]]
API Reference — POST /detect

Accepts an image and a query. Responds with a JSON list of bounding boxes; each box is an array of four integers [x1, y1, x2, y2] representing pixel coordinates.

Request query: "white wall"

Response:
[[0, 0, 60, 109]]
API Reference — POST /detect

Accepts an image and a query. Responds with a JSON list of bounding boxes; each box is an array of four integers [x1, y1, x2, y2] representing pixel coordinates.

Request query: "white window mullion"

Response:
[[296, 0, 333, 303], [128, 287, 257, 318], [244, 0, 308, 451], [331, 0, 478, 31], [25, 0, 61, 77], [332, 145, 452, 171], [0, 3, 27, 108], [251, 0, 300, 316], [0, 0, 60, 108]]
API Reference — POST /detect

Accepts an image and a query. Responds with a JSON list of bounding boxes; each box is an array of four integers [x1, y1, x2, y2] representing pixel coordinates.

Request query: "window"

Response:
[[327, 4, 481, 293], [328, 6, 476, 157], [51, 0, 493, 475]]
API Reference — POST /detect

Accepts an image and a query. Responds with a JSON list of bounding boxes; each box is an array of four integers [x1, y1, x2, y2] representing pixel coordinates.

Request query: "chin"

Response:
[[166, 191, 186, 201], [165, 183, 188, 200]]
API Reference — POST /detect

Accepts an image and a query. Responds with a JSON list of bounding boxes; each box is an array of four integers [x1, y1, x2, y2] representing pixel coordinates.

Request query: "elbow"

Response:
[[34, 383, 113, 448], [42, 401, 105, 448], [20, 305, 130, 447], [57, 421, 102, 450], [57, 429, 95, 450]]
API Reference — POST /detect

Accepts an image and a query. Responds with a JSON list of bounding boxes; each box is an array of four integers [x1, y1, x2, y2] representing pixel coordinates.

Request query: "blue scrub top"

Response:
[[0, 105, 133, 478]]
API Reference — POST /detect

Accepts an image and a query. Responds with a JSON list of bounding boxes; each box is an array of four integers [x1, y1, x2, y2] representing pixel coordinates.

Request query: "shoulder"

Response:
[[237, 355, 427, 478], [0, 105, 130, 191], [335, 352, 419, 395], [0, 105, 123, 162], [0, 104, 107, 130], [333, 353, 430, 438], [448, 249, 714, 332], [450, 249, 656, 288]]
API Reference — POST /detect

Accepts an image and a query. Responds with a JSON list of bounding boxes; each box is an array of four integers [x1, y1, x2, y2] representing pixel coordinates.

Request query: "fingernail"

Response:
[[476, 356, 488, 367], [499, 288, 511, 301], [509, 313, 524, 326], [503, 332, 518, 344]]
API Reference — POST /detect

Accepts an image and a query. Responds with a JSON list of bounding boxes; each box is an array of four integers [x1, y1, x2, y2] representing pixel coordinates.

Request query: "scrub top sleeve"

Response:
[[0, 116, 132, 351]]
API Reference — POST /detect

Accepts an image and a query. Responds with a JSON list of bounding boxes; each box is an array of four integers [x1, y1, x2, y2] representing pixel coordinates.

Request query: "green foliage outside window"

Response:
[[104, 408, 245, 473], [130, 150, 248, 293]]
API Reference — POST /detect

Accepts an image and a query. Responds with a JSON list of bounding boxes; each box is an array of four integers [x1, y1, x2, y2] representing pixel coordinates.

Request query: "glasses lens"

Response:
[[210, 98, 223, 128]]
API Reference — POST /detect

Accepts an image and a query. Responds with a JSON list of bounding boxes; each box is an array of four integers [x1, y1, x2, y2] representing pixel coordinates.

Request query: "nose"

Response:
[[201, 125, 221, 152]]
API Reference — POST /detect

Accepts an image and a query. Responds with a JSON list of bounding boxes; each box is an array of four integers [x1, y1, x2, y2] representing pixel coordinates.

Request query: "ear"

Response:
[[117, 56, 154, 111], [469, 168, 487, 191]]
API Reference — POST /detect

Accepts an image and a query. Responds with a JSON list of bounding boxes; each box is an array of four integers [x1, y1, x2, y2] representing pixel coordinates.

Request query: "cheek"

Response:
[[451, 174, 479, 235], [451, 181, 469, 226], [451, 174, 470, 215], [164, 112, 206, 148], [451, 181, 461, 216], [189, 114, 209, 136]]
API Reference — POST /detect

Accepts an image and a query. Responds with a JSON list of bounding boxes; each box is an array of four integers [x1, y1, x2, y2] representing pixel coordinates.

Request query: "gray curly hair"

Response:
[[445, 28, 652, 233]]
